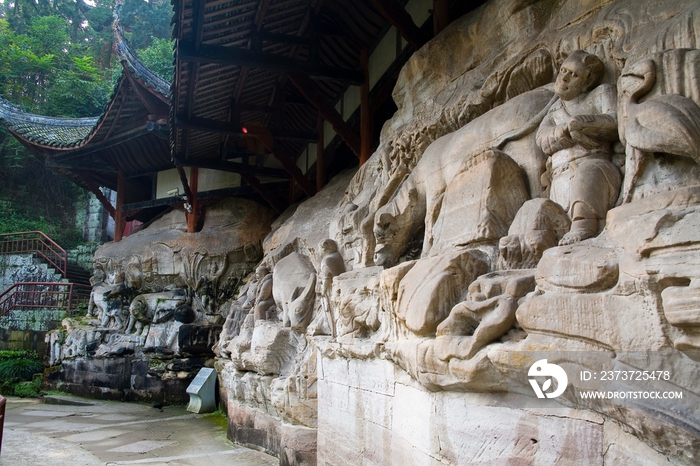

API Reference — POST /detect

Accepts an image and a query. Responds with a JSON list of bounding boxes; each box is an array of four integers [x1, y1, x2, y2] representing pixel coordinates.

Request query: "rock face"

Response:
[[60, 0, 700, 464], [45, 198, 274, 404]]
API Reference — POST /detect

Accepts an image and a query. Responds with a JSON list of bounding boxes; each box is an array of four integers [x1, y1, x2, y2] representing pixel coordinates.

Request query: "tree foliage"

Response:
[[0, 0, 173, 246]]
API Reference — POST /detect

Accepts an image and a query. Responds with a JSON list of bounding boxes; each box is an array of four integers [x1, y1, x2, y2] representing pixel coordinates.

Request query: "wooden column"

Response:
[[316, 113, 326, 190], [360, 48, 371, 166], [433, 0, 450, 35], [114, 171, 125, 243], [187, 167, 199, 233]]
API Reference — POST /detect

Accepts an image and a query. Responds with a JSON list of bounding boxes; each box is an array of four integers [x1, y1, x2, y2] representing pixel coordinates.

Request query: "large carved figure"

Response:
[[253, 266, 274, 321], [318, 239, 345, 336], [272, 253, 317, 332], [535, 50, 621, 244], [372, 87, 554, 267]]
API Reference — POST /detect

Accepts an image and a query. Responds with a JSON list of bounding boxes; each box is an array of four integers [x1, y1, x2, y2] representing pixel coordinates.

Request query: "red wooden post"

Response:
[[187, 167, 199, 233], [433, 0, 450, 35], [316, 114, 326, 190], [114, 171, 125, 243], [360, 48, 371, 166]]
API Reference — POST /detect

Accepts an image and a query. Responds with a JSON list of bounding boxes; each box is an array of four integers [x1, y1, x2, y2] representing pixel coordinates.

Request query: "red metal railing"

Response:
[[0, 282, 88, 317], [0, 231, 67, 278]]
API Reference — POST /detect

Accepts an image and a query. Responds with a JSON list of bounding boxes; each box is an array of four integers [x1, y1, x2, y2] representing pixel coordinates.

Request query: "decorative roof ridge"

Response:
[[0, 97, 99, 128], [113, 1, 171, 98]]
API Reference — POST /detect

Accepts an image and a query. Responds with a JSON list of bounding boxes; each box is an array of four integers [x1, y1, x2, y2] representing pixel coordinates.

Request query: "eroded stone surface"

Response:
[[58, 0, 700, 464]]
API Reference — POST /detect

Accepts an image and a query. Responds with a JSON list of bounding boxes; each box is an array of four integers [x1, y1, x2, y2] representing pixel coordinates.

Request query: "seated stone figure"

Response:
[[536, 50, 621, 245]]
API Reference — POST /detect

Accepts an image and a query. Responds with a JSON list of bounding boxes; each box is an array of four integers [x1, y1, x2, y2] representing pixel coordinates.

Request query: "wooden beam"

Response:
[[360, 48, 371, 166], [174, 116, 318, 142], [239, 173, 285, 214], [173, 157, 291, 180], [78, 171, 116, 218], [259, 31, 312, 47], [290, 73, 362, 158], [272, 128, 319, 142], [269, 140, 316, 197], [174, 116, 245, 136], [47, 159, 117, 173], [370, 0, 427, 50], [179, 42, 364, 84]]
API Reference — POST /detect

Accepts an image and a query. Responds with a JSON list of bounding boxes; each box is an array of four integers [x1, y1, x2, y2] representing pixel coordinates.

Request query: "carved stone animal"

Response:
[[619, 57, 700, 202], [373, 88, 554, 267]]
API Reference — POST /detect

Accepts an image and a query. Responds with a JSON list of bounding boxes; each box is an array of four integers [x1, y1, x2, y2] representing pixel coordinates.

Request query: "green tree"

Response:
[[0, 0, 173, 245], [137, 37, 174, 81]]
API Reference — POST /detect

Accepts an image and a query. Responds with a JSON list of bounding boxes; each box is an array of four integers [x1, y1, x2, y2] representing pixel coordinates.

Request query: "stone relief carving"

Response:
[[619, 49, 700, 202], [535, 51, 622, 245], [317, 239, 345, 336], [47, 1, 700, 463], [47, 199, 274, 404], [372, 88, 552, 267], [435, 271, 535, 361]]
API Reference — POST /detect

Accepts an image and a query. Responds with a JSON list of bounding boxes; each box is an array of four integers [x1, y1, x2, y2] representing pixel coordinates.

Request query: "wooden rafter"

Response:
[[178, 43, 364, 84]]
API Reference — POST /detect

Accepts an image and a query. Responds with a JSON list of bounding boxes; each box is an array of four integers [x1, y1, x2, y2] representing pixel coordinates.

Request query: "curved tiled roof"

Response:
[[0, 98, 98, 148], [113, 3, 171, 99], [0, 3, 170, 153]]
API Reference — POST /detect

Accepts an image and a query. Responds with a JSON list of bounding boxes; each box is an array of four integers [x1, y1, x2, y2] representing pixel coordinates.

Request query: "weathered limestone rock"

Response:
[[373, 88, 553, 267], [535, 244, 619, 293], [48, 0, 700, 463], [48, 198, 273, 404], [499, 198, 571, 270]]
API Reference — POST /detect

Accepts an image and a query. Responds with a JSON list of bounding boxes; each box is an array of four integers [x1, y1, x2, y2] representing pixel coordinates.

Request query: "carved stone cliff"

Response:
[[57, 0, 700, 464]]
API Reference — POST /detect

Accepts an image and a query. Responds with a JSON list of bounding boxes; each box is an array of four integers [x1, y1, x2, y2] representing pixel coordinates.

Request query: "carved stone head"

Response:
[[555, 50, 604, 100]]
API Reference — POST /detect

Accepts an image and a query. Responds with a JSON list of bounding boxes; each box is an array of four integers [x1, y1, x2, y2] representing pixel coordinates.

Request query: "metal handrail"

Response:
[[0, 231, 68, 277], [0, 282, 77, 317]]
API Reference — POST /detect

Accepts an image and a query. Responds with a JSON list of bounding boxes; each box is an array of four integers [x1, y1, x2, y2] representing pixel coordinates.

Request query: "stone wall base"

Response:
[[45, 357, 195, 404], [317, 355, 672, 466], [221, 395, 317, 466], [0, 328, 49, 354]]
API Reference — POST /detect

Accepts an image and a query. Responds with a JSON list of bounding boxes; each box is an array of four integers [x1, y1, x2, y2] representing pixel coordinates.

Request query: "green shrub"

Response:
[[0, 357, 43, 381], [0, 350, 38, 361], [13, 379, 41, 398]]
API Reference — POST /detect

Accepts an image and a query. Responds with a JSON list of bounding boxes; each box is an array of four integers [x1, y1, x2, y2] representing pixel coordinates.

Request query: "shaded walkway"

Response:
[[0, 395, 277, 466]]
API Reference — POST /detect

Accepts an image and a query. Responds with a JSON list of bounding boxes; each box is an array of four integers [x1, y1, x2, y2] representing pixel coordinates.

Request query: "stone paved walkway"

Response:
[[0, 395, 278, 466]]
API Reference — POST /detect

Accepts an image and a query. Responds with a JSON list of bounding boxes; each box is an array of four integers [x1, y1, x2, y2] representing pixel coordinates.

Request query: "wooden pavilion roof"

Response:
[[0, 7, 172, 194], [0, 0, 488, 226]]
